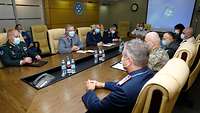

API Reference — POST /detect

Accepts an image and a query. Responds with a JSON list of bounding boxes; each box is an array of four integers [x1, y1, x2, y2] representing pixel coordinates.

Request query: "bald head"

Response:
[[7, 29, 19, 39], [145, 32, 160, 50], [183, 27, 193, 39]]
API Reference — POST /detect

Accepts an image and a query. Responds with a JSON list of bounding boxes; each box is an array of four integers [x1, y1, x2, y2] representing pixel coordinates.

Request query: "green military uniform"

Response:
[[148, 47, 169, 72], [0, 41, 38, 66]]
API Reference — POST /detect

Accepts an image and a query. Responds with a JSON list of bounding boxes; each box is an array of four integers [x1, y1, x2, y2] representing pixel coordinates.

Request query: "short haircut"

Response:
[[124, 39, 149, 67], [65, 24, 75, 31], [7, 28, 16, 38], [165, 32, 176, 39], [111, 24, 118, 29], [174, 23, 185, 33], [15, 24, 22, 29]]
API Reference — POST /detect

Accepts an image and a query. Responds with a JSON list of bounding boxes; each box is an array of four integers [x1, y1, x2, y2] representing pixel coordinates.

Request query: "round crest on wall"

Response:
[[131, 3, 139, 12], [74, 2, 84, 15]]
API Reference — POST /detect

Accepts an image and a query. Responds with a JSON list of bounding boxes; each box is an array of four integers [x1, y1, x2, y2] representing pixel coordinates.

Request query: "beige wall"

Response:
[[100, 0, 200, 35]]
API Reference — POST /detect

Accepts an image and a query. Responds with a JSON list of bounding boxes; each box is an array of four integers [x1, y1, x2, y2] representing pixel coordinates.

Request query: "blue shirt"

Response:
[[58, 34, 84, 53], [82, 67, 154, 113]]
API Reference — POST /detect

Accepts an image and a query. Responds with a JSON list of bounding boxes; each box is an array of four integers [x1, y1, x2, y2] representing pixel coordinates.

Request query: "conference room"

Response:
[[0, 0, 200, 113]]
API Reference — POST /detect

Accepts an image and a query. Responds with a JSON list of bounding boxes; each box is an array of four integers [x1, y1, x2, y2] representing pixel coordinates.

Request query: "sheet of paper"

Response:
[[112, 62, 125, 71], [103, 43, 115, 47], [76, 50, 87, 53], [86, 50, 95, 53], [77, 50, 95, 53]]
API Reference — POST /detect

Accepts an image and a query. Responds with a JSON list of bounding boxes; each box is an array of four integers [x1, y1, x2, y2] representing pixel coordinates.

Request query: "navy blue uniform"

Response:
[[21, 31, 38, 52], [86, 31, 102, 46], [103, 30, 119, 44], [82, 67, 154, 113]]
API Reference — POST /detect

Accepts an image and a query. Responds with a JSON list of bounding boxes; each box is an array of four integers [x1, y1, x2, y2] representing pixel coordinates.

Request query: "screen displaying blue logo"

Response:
[[74, 2, 84, 15]]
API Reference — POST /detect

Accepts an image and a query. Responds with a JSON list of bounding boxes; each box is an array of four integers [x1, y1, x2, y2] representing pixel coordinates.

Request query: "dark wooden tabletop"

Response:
[[0, 46, 127, 113]]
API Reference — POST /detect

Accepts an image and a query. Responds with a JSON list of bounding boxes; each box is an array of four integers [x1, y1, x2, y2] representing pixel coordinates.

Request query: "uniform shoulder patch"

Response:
[[0, 48, 4, 56]]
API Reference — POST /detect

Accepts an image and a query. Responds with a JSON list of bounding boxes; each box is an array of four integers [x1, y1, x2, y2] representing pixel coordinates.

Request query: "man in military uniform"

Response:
[[181, 27, 196, 44], [0, 29, 41, 66], [82, 39, 154, 113], [145, 32, 169, 72], [86, 24, 103, 47], [102, 25, 120, 44], [58, 24, 84, 54]]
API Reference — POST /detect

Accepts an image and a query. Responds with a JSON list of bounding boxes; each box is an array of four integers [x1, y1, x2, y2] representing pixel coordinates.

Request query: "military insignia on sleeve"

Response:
[[11, 51, 15, 55], [0, 50, 4, 56], [23, 47, 27, 51]]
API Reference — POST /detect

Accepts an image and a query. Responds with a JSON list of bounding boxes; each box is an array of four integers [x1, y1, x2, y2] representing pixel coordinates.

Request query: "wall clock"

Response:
[[74, 2, 84, 15], [131, 3, 139, 12]]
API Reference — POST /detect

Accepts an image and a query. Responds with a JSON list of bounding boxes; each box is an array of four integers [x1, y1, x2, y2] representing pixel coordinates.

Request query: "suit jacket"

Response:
[[86, 31, 102, 46], [82, 67, 154, 113], [175, 34, 183, 44], [102, 30, 119, 44], [165, 41, 180, 58], [0, 41, 38, 66], [58, 35, 83, 53]]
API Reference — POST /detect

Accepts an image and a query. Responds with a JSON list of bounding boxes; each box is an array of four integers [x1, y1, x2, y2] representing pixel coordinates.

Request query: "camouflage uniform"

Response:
[[0, 41, 38, 66], [148, 48, 169, 72]]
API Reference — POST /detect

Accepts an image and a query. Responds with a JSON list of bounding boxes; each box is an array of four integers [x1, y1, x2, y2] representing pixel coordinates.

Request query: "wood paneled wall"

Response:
[[44, 0, 99, 29]]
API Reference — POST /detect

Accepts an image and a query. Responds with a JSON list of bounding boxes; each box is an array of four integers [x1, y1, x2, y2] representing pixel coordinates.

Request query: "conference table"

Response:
[[0, 44, 127, 113]]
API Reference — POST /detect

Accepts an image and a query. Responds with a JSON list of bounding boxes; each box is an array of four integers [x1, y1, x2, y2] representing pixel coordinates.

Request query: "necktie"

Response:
[[70, 38, 73, 47]]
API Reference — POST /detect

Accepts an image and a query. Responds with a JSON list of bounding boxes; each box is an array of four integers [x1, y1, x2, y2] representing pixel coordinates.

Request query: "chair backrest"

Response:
[[31, 25, 50, 55], [0, 33, 7, 68], [173, 42, 197, 67], [77, 27, 91, 47], [132, 58, 189, 113], [0, 33, 7, 45], [196, 34, 200, 42], [118, 21, 129, 38], [48, 28, 65, 54], [185, 42, 200, 90]]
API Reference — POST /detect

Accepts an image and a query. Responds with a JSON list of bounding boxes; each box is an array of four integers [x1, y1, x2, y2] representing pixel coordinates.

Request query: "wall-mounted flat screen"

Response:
[[146, 0, 196, 32]]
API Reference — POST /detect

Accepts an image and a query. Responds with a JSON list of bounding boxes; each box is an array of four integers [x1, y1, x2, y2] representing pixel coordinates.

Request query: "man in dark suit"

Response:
[[102, 25, 120, 44], [174, 23, 185, 44], [0, 29, 41, 66], [162, 32, 180, 58], [82, 39, 154, 113], [86, 24, 103, 46]]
